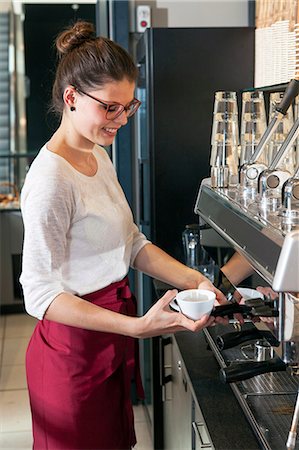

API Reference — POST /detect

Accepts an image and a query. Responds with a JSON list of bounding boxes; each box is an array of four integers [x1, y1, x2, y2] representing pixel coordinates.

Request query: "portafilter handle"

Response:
[[219, 357, 287, 384], [216, 328, 279, 351]]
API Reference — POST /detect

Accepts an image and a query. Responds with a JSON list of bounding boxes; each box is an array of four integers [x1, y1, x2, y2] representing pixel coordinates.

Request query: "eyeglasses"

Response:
[[74, 87, 141, 120]]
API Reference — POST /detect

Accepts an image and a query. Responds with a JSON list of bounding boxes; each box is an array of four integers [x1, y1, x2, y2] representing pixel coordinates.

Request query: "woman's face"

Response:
[[66, 78, 136, 147]]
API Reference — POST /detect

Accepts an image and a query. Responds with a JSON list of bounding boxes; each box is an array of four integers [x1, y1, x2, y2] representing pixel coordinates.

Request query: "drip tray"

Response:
[[244, 393, 299, 450], [241, 370, 298, 395]]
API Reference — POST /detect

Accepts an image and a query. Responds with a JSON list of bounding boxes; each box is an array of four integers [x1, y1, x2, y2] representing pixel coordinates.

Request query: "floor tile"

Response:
[[134, 404, 148, 423], [0, 365, 27, 390], [5, 314, 37, 339], [2, 337, 30, 366], [0, 390, 31, 432], [134, 421, 153, 450], [0, 430, 32, 448]]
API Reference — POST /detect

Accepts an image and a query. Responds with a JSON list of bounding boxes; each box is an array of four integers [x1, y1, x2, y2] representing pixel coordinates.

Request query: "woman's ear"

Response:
[[63, 86, 77, 111]]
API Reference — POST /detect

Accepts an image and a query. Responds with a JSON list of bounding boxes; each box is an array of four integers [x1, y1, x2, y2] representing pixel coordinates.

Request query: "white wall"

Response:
[[130, 0, 249, 31], [0, 2, 12, 12], [157, 0, 248, 27]]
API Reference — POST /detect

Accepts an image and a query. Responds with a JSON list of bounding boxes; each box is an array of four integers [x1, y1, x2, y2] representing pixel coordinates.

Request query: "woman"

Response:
[[20, 21, 225, 450]]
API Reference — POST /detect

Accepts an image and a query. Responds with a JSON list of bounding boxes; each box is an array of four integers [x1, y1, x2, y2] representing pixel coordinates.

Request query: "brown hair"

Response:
[[51, 21, 138, 116]]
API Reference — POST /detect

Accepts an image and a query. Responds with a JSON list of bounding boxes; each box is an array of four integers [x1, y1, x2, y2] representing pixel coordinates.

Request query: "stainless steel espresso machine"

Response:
[[195, 80, 299, 450]]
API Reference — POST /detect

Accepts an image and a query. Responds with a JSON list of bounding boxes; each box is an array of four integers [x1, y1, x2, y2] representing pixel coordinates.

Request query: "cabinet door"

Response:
[[192, 400, 214, 450], [0, 212, 23, 305], [163, 339, 192, 450]]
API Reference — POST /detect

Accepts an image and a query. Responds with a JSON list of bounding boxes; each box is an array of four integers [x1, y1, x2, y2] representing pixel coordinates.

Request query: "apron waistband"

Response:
[[83, 276, 131, 302]]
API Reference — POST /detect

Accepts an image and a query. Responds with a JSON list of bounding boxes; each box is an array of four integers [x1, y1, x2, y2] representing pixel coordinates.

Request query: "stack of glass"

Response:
[[268, 91, 296, 175], [210, 91, 239, 188], [240, 91, 267, 166], [294, 95, 299, 169]]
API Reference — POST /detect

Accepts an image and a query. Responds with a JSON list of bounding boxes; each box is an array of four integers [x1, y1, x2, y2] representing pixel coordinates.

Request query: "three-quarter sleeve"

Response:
[[130, 223, 151, 267], [20, 174, 76, 319]]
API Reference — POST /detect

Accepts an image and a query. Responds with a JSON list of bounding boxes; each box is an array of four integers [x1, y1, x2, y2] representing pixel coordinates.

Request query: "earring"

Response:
[[70, 106, 76, 112]]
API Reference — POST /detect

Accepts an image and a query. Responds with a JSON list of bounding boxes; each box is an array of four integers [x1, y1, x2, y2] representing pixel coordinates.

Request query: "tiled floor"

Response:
[[0, 313, 153, 449]]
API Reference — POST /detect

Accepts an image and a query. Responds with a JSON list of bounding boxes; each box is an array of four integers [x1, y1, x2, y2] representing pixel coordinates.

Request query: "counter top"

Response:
[[154, 280, 298, 449], [173, 329, 261, 450], [154, 279, 259, 448]]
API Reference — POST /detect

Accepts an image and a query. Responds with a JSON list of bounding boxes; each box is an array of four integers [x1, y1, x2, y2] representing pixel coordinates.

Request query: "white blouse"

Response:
[[20, 145, 150, 320]]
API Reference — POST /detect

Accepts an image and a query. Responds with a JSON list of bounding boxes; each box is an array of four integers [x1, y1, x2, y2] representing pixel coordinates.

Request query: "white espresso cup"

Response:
[[170, 289, 216, 320], [237, 287, 264, 301]]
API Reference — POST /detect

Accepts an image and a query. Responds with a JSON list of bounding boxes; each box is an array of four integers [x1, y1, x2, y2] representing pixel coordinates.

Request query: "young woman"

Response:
[[20, 21, 226, 449]]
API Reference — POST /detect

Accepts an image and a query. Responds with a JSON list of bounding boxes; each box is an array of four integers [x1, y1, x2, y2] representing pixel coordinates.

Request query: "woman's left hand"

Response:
[[197, 278, 227, 304]]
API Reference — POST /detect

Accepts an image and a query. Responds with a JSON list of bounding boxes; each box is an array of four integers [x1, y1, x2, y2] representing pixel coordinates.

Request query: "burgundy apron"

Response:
[[26, 277, 144, 450]]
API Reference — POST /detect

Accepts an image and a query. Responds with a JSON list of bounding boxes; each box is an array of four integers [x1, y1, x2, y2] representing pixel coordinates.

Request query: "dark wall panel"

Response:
[[24, 3, 96, 152]]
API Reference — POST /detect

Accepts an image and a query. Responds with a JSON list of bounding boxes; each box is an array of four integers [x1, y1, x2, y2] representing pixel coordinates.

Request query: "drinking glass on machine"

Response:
[[182, 224, 215, 283], [210, 91, 239, 188], [240, 91, 267, 166], [294, 95, 299, 169], [268, 92, 296, 174]]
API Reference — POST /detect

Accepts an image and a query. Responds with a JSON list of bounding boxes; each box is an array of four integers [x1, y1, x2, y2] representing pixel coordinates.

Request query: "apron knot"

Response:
[[117, 284, 132, 300]]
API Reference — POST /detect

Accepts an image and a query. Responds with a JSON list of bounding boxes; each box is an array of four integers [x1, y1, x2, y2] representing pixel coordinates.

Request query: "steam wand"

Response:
[[240, 79, 299, 188], [268, 118, 299, 171], [286, 388, 299, 450]]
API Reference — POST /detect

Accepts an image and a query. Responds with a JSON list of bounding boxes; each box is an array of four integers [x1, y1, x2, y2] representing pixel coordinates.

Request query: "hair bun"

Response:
[[56, 21, 96, 56]]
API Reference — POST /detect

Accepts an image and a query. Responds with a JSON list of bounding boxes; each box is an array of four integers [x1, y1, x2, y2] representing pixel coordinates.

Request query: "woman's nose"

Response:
[[114, 110, 128, 126]]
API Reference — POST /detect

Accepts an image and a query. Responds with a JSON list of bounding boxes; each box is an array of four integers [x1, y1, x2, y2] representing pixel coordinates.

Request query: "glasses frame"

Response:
[[73, 87, 141, 120]]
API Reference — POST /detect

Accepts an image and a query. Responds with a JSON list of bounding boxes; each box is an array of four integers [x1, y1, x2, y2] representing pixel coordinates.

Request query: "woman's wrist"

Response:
[[183, 267, 207, 290], [131, 315, 149, 339], [221, 253, 254, 286]]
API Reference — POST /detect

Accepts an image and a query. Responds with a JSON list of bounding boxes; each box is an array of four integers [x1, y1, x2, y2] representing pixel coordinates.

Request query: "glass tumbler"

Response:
[[268, 92, 295, 173], [210, 91, 239, 187], [182, 224, 215, 283], [294, 95, 299, 169], [240, 91, 267, 165]]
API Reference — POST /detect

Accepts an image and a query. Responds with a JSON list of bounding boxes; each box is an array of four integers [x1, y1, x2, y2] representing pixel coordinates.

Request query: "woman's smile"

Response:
[[102, 126, 120, 136]]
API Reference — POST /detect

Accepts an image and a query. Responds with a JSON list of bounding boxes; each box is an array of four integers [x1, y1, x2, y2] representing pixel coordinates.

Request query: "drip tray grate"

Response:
[[244, 393, 299, 449]]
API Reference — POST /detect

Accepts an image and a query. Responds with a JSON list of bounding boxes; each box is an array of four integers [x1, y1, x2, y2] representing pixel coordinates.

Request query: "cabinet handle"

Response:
[[183, 377, 188, 392], [192, 421, 212, 449], [159, 336, 172, 386]]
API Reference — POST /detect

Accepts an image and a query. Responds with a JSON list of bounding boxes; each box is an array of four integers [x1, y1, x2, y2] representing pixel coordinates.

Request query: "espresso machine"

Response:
[[195, 80, 299, 450]]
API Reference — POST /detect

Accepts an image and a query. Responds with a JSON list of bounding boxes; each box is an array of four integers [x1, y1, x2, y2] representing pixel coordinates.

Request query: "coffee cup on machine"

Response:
[[237, 287, 264, 302], [169, 289, 215, 320]]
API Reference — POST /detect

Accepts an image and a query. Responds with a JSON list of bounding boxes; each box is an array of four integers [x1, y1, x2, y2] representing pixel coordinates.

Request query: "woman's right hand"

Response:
[[135, 289, 215, 338], [256, 286, 278, 300], [255, 286, 278, 326]]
